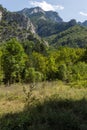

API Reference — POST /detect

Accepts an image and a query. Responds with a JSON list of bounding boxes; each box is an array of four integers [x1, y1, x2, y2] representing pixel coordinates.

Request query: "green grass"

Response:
[[0, 81, 87, 130]]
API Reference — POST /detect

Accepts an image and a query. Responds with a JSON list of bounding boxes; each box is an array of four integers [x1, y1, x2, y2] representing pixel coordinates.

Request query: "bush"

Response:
[[24, 67, 43, 83], [71, 62, 87, 81]]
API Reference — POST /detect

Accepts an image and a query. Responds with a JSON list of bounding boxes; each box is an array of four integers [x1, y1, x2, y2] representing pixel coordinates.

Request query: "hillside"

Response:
[[18, 7, 64, 37], [0, 5, 45, 45], [0, 5, 87, 48], [36, 19, 77, 37], [46, 25, 87, 48], [19, 7, 87, 48], [19, 7, 78, 38]]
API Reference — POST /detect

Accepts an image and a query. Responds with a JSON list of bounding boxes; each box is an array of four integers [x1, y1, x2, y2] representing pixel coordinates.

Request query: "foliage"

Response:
[[0, 37, 86, 84], [24, 67, 43, 83], [71, 62, 87, 81], [82, 47, 87, 62], [2, 38, 27, 84], [0, 48, 4, 83]]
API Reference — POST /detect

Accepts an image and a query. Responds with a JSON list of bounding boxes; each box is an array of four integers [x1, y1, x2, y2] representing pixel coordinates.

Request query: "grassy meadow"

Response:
[[0, 81, 87, 130]]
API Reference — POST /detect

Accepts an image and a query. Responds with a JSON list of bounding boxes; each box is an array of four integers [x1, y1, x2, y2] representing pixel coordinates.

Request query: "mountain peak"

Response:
[[21, 7, 45, 16], [30, 7, 45, 15], [19, 7, 63, 23]]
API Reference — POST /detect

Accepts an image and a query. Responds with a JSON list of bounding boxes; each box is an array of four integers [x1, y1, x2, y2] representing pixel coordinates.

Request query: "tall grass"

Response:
[[0, 81, 87, 130]]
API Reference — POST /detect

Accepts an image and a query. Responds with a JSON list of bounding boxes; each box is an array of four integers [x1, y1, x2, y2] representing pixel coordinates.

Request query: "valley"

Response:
[[0, 4, 87, 130]]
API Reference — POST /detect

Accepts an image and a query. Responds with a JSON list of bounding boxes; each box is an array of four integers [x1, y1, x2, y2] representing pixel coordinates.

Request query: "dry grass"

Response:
[[0, 81, 87, 116]]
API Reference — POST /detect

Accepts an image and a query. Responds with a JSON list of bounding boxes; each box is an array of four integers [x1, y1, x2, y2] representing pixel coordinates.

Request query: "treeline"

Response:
[[0, 38, 87, 84]]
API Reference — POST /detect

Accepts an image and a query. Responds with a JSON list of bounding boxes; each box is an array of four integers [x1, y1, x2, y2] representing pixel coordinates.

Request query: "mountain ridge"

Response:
[[0, 5, 87, 48], [18, 6, 63, 23]]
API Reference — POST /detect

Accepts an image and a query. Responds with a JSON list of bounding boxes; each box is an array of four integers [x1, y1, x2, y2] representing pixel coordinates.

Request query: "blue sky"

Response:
[[0, 0, 87, 22]]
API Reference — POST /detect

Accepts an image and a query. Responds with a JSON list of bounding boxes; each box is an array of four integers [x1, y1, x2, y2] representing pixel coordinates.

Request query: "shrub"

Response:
[[24, 67, 43, 83]]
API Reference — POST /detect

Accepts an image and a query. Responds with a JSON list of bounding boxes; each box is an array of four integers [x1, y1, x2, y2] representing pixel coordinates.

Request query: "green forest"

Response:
[[0, 38, 87, 85]]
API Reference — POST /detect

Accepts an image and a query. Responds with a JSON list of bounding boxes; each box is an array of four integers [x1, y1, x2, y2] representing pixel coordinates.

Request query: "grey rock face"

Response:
[[0, 11, 2, 21], [19, 7, 63, 23]]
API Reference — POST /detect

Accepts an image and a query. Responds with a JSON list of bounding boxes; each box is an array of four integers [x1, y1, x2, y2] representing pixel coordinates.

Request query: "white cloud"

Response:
[[80, 11, 87, 16], [30, 0, 64, 11]]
